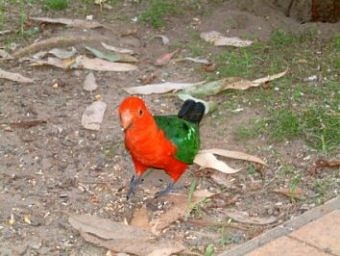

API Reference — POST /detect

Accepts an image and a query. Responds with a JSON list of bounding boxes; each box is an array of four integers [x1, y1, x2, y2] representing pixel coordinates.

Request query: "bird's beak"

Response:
[[119, 110, 133, 132]]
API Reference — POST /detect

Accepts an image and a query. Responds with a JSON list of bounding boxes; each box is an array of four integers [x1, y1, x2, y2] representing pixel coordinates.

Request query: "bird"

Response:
[[118, 96, 205, 199]]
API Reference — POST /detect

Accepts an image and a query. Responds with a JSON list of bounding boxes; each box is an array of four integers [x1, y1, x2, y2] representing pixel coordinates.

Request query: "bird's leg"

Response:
[[127, 175, 143, 200], [155, 182, 175, 198]]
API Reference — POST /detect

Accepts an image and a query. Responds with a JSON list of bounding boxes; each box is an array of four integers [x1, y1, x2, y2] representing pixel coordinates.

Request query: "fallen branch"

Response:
[[13, 35, 106, 58]]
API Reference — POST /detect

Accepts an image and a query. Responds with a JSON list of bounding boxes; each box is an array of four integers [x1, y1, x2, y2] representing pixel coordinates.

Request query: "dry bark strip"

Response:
[[8, 120, 47, 129]]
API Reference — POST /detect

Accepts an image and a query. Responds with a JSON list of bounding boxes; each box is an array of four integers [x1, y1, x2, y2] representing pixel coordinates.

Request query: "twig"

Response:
[[78, 180, 117, 184]]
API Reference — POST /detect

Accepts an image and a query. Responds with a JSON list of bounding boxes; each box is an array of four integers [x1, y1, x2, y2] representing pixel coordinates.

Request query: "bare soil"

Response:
[[0, 0, 339, 255]]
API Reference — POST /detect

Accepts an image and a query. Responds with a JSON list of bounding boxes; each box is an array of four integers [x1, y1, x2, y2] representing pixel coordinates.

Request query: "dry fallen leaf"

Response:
[[184, 77, 256, 97], [175, 57, 210, 64], [194, 152, 240, 174], [30, 16, 103, 29], [81, 101, 107, 130], [184, 70, 288, 97], [124, 70, 287, 96], [273, 187, 304, 200], [251, 69, 289, 86], [81, 232, 185, 256], [83, 72, 98, 92], [154, 49, 179, 66], [200, 31, 253, 47], [308, 159, 340, 176], [85, 46, 120, 62], [73, 55, 138, 71], [154, 34, 170, 45], [101, 42, 134, 54], [224, 209, 277, 225], [200, 148, 267, 166], [30, 56, 75, 69], [193, 148, 266, 174], [69, 214, 153, 241], [124, 81, 204, 95], [48, 47, 77, 59], [0, 68, 34, 83], [69, 214, 185, 256]]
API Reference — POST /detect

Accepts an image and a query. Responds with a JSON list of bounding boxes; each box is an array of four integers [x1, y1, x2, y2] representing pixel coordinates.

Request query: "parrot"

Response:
[[118, 96, 205, 199]]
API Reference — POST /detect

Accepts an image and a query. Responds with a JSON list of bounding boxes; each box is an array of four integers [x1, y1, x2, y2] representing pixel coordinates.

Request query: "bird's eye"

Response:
[[138, 109, 143, 116]]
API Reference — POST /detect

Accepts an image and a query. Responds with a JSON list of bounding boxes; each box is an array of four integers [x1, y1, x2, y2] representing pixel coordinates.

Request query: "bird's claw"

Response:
[[126, 175, 142, 200], [154, 182, 174, 198]]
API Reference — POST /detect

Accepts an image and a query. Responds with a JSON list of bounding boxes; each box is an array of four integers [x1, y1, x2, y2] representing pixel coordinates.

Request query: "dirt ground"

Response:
[[0, 0, 339, 255]]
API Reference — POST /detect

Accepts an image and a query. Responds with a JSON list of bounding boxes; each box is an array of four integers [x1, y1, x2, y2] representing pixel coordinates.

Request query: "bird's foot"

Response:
[[127, 175, 142, 200], [154, 182, 175, 198]]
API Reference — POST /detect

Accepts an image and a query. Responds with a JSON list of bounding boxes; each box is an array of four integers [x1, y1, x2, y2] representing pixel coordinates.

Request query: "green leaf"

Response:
[[85, 46, 120, 62]]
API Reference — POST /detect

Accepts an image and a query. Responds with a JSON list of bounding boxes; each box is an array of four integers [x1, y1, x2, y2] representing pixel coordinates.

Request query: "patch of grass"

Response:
[[139, 0, 178, 28], [188, 43, 205, 56], [278, 164, 298, 177], [334, 34, 340, 49], [266, 109, 301, 141], [270, 29, 298, 47], [288, 174, 302, 191], [235, 118, 265, 140], [247, 164, 258, 176], [204, 244, 215, 256], [312, 177, 334, 204], [218, 225, 233, 246], [0, 1, 5, 29], [44, 0, 68, 10], [215, 47, 256, 78], [238, 105, 339, 152], [270, 27, 317, 48], [301, 107, 339, 151]]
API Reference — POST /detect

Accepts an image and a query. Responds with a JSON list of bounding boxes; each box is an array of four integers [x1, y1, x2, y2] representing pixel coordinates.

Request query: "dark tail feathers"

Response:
[[178, 100, 205, 124]]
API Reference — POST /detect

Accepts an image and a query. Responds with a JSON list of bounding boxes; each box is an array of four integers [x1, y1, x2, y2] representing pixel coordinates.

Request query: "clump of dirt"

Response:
[[197, 0, 339, 41]]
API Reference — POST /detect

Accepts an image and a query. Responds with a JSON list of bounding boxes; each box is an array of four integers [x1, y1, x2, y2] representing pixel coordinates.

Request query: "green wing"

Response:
[[154, 115, 200, 164]]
